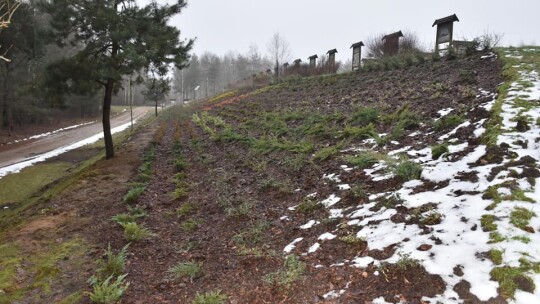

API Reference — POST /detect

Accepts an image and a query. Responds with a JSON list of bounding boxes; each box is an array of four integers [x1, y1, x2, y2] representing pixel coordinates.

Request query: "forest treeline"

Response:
[[0, 0, 104, 131], [0, 0, 185, 134]]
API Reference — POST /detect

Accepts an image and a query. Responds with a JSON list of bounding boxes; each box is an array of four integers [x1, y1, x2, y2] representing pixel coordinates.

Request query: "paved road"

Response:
[[0, 107, 151, 169]]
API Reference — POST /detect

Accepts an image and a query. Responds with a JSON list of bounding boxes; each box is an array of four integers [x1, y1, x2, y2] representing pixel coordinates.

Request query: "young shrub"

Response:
[[346, 151, 379, 169], [172, 187, 189, 200], [313, 146, 339, 161], [296, 199, 323, 214], [339, 235, 365, 245], [176, 202, 198, 217], [394, 252, 422, 269], [431, 143, 449, 160], [122, 186, 145, 204], [92, 244, 129, 282], [121, 222, 153, 242], [89, 274, 130, 304], [111, 208, 147, 225], [342, 124, 378, 139], [174, 158, 188, 172], [180, 219, 199, 232], [390, 159, 422, 181], [111, 213, 138, 225], [350, 185, 367, 199], [349, 107, 380, 127], [192, 290, 228, 304], [434, 114, 465, 132], [225, 200, 253, 217], [168, 261, 203, 282]]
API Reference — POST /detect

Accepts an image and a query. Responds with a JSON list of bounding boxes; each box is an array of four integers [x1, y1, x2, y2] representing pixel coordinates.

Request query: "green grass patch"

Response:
[[431, 143, 449, 160], [263, 255, 305, 288], [0, 239, 87, 303], [0, 162, 71, 207], [510, 207, 536, 231], [489, 249, 504, 265], [481, 214, 498, 232], [489, 231, 506, 243], [490, 266, 535, 299], [232, 220, 268, 247]]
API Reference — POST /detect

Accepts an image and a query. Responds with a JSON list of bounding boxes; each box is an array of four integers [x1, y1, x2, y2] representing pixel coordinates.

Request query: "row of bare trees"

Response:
[[173, 44, 275, 100]]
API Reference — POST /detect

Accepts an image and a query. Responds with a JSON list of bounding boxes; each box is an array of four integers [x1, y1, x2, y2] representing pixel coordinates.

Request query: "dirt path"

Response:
[[0, 107, 151, 169]]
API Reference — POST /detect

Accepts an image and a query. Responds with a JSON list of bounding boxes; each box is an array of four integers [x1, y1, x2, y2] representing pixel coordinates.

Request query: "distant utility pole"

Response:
[[206, 77, 208, 98]]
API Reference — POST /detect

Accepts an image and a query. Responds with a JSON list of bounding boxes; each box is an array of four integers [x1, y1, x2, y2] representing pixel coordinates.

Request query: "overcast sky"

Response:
[[158, 0, 540, 63]]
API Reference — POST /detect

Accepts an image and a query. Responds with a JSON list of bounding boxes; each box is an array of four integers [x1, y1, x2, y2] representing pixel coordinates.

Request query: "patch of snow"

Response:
[[388, 146, 411, 156], [318, 233, 336, 240], [308, 243, 320, 253], [338, 184, 351, 190], [329, 209, 344, 218], [323, 173, 341, 183], [321, 194, 341, 208], [283, 238, 303, 253], [435, 108, 453, 120], [351, 256, 375, 268], [439, 121, 471, 140], [300, 220, 318, 229], [323, 289, 345, 299]]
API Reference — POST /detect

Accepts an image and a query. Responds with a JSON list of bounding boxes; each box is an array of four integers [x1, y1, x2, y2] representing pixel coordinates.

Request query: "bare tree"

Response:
[[366, 31, 423, 58], [0, 0, 21, 62], [479, 31, 503, 51], [365, 33, 385, 59], [400, 31, 424, 53], [266, 32, 291, 77]]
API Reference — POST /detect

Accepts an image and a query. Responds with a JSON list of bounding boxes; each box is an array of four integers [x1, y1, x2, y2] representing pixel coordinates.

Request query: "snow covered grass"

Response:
[[282, 47, 540, 303]]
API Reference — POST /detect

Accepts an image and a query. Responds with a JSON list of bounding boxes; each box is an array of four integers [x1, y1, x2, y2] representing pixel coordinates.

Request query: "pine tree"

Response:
[[41, 0, 193, 158]]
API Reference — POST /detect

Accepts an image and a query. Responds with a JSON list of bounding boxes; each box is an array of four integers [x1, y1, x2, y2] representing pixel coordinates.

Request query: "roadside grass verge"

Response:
[[0, 239, 87, 303], [0, 162, 71, 207]]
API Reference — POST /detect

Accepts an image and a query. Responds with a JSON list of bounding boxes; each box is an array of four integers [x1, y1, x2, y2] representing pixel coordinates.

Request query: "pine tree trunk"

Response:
[[103, 79, 114, 159]]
